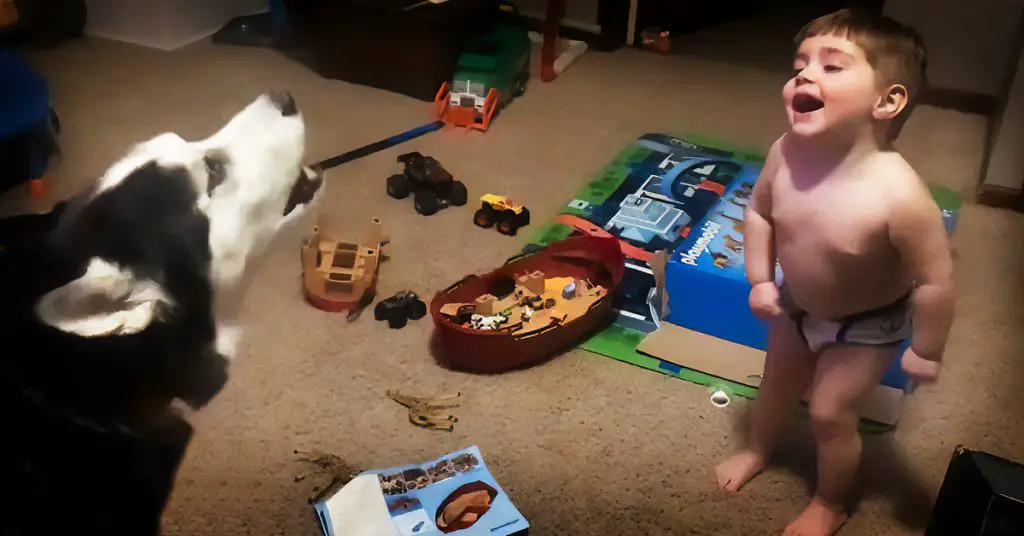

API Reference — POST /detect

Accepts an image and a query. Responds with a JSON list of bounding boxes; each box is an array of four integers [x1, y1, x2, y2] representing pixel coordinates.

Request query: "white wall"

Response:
[[85, 0, 267, 51], [884, 0, 1023, 96]]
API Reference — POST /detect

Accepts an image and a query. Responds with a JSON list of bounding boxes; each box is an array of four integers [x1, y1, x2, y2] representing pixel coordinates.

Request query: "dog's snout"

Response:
[[267, 90, 297, 117]]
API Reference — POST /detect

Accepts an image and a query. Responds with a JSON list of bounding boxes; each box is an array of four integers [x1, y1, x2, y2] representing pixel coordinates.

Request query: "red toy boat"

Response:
[[429, 235, 625, 373]]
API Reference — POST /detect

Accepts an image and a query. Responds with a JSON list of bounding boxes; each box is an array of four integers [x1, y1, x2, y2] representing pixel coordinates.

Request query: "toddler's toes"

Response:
[[713, 450, 765, 492], [784, 497, 848, 536]]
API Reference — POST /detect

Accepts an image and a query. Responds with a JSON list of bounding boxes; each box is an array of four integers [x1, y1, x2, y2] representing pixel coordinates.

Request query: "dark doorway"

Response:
[[633, 0, 886, 47]]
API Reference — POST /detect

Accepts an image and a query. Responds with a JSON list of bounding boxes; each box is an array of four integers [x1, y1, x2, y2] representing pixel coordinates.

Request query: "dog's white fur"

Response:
[[34, 93, 320, 358]]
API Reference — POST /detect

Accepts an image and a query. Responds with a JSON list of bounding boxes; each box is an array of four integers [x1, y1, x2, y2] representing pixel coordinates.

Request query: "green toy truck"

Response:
[[433, 23, 531, 131]]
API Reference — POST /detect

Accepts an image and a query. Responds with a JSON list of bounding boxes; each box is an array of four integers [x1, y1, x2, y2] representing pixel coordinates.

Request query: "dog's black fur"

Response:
[[0, 91, 319, 535], [0, 164, 233, 535]]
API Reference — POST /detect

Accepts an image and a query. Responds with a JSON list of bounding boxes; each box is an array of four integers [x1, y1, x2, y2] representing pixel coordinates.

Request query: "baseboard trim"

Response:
[[976, 183, 1024, 212], [918, 87, 998, 116]]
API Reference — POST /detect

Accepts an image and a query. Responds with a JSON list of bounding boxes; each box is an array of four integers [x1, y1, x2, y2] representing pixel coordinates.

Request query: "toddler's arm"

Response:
[[889, 178, 955, 362], [744, 138, 781, 286]]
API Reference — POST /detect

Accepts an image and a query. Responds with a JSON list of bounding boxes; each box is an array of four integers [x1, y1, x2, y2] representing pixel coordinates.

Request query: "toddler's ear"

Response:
[[875, 84, 909, 120]]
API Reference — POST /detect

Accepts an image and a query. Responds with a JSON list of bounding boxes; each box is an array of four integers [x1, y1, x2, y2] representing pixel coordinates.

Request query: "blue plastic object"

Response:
[[0, 47, 51, 141], [0, 46, 56, 192]]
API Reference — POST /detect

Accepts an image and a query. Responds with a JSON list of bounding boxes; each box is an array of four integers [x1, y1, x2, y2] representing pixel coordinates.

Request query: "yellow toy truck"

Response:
[[473, 194, 531, 236]]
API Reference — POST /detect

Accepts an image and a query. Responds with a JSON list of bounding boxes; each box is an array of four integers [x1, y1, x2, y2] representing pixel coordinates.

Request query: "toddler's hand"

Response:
[[749, 281, 783, 319], [901, 347, 941, 384]]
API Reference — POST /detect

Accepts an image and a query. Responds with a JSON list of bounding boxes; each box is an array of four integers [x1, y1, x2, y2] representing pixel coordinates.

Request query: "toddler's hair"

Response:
[[796, 8, 927, 138]]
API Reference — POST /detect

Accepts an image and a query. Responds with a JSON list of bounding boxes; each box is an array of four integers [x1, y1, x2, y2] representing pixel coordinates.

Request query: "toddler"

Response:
[[713, 9, 954, 536]]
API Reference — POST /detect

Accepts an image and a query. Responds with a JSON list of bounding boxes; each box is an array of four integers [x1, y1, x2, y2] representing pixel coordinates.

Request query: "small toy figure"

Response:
[[473, 194, 531, 236], [561, 280, 577, 299], [387, 152, 468, 216], [387, 390, 461, 432], [470, 313, 507, 331], [641, 27, 671, 54], [374, 290, 427, 329]]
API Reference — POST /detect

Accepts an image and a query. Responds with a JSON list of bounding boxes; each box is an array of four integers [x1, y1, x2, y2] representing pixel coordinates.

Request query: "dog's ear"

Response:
[[35, 258, 172, 337]]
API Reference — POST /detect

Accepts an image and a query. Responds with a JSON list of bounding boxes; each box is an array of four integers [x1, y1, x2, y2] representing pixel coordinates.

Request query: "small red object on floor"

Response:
[[28, 177, 46, 197]]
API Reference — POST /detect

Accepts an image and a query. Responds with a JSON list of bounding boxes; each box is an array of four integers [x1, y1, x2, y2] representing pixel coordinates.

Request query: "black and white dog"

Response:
[[0, 92, 323, 535]]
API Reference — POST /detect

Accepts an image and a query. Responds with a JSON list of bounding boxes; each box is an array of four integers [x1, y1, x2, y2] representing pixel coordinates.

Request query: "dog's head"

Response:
[[34, 92, 323, 349]]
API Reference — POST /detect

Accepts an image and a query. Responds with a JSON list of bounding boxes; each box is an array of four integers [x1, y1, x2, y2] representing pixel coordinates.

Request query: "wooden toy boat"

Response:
[[301, 216, 388, 317], [430, 235, 625, 372]]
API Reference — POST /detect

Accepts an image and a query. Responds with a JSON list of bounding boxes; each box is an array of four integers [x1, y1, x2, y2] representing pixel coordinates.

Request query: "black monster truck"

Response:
[[386, 152, 468, 216], [374, 291, 428, 329]]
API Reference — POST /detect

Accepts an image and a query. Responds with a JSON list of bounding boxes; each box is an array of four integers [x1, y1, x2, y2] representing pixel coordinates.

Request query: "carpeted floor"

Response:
[[4, 8, 1023, 536]]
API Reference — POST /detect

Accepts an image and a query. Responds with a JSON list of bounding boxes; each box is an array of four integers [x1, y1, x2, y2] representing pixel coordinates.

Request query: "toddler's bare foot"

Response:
[[714, 449, 766, 492], [783, 496, 848, 536]]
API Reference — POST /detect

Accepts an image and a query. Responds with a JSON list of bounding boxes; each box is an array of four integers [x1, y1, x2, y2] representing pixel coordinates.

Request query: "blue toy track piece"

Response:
[[312, 121, 444, 172]]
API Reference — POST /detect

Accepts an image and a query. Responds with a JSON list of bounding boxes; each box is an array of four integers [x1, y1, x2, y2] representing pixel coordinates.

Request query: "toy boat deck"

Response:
[[430, 235, 625, 373], [441, 273, 607, 336], [301, 217, 388, 315]]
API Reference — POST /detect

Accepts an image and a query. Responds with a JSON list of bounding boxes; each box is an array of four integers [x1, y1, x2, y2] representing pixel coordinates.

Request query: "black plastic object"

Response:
[[925, 446, 1024, 535], [386, 151, 467, 216], [281, 0, 504, 101], [374, 291, 427, 329]]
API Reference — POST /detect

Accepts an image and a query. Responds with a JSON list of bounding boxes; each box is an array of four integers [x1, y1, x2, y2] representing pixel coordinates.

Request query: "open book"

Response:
[[314, 446, 528, 536]]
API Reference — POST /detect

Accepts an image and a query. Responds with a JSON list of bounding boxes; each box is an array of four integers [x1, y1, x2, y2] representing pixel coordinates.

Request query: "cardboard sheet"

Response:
[[637, 323, 905, 426], [638, 322, 764, 388]]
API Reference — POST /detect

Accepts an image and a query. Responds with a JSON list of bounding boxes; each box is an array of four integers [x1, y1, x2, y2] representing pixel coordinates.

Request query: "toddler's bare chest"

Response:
[[771, 176, 890, 257]]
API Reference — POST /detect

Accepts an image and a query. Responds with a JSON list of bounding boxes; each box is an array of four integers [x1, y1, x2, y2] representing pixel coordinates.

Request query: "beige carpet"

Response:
[[4, 11, 1023, 536]]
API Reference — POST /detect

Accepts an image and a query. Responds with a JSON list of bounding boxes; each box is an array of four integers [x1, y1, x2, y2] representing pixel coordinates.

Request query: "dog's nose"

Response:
[[267, 90, 297, 117]]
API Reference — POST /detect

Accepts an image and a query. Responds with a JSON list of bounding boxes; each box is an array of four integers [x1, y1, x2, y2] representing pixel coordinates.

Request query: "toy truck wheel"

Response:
[[518, 207, 531, 227], [407, 298, 427, 320], [496, 210, 519, 236], [374, 300, 390, 321], [414, 189, 441, 216], [387, 174, 411, 199], [473, 205, 497, 228], [386, 309, 408, 329], [514, 73, 528, 97], [448, 180, 468, 207]]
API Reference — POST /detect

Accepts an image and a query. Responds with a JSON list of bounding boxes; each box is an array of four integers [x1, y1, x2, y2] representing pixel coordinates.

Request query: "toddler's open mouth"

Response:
[[792, 93, 825, 113]]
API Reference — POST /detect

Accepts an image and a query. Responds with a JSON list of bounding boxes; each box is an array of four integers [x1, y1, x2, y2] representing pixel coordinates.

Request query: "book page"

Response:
[[318, 473, 400, 536]]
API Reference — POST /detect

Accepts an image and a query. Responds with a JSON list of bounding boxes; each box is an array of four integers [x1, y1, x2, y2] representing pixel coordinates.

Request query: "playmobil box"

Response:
[[662, 168, 771, 350], [664, 174, 962, 391]]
